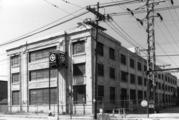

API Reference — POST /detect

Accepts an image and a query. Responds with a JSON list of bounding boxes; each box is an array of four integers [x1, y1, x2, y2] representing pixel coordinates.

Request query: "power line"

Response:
[[0, 10, 88, 47]]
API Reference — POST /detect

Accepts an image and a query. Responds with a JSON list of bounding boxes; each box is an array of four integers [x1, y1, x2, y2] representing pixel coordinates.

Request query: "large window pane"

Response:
[[29, 69, 57, 81], [29, 47, 56, 62], [11, 55, 20, 67], [73, 85, 86, 104], [73, 63, 85, 76], [12, 91, 19, 105], [12, 73, 20, 83], [29, 88, 57, 105], [73, 41, 85, 54]]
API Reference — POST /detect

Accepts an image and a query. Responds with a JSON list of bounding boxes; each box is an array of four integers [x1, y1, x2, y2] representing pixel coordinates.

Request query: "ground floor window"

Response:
[[12, 91, 20, 105], [29, 87, 57, 105], [73, 85, 86, 104]]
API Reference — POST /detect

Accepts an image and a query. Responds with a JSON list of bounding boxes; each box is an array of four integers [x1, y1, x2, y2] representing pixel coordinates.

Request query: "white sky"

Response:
[[0, 0, 179, 82]]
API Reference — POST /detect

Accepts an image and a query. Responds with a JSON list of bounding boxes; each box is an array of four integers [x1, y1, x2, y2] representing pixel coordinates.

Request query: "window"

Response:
[[97, 63, 104, 76], [12, 73, 20, 83], [109, 67, 115, 79], [130, 89, 136, 103], [138, 76, 143, 85], [137, 62, 142, 71], [29, 88, 57, 105], [97, 42, 104, 56], [144, 65, 147, 71], [121, 88, 128, 108], [121, 71, 128, 82], [73, 41, 85, 54], [121, 54, 127, 65], [73, 85, 86, 104], [130, 74, 135, 84], [12, 91, 19, 105], [144, 78, 147, 86], [138, 90, 143, 102], [73, 63, 85, 76], [98, 85, 104, 102], [109, 48, 115, 60], [130, 58, 135, 69], [29, 69, 57, 81], [29, 47, 56, 62], [110, 87, 115, 104], [11, 55, 20, 67]]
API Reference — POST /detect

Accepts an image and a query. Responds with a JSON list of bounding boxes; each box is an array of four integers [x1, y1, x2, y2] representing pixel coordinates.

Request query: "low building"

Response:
[[6, 26, 177, 114]]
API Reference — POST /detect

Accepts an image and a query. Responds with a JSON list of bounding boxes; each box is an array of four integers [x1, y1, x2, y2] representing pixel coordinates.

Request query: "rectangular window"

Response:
[[98, 85, 104, 102], [121, 71, 128, 82], [130, 58, 135, 69], [12, 73, 20, 83], [138, 76, 143, 85], [97, 63, 104, 76], [130, 89, 136, 102], [109, 67, 115, 79], [130, 74, 135, 84], [121, 54, 127, 65], [29, 88, 57, 105], [121, 88, 128, 108], [29, 47, 56, 62], [109, 48, 115, 60], [12, 91, 19, 105], [29, 69, 57, 81], [144, 65, 147, 72], [11, 55, 20, 67], [110, 87, 115, 104], [73, 85, 86, 104], [73, 41, 85, 54], [137, 62, 142, 71], [144, 78, 147, 86], [73, 63, 85, 76], [97, 42, 104, 56], [138, 90, 143, 102]]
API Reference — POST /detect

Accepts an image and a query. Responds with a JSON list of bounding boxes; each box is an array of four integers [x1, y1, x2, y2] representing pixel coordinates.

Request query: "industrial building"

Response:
[[6, 26, 178, 115]]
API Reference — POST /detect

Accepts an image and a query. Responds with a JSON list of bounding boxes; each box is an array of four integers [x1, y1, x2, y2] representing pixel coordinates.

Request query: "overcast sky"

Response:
[[0, 0, 179, 81]]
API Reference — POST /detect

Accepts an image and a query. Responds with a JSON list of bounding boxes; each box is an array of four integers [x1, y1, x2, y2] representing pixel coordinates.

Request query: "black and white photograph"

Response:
[[0, 0, 179, 120]]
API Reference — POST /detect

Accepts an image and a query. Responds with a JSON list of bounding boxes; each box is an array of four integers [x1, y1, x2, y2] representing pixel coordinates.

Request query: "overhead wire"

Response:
[[0, 10, 88, 47]]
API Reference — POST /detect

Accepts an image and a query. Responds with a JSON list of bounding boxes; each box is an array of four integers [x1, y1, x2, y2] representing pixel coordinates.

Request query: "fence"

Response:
[[7, 99, 177, 115]]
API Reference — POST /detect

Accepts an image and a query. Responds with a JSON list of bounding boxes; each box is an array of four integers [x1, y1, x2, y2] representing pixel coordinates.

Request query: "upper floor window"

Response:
[[29, 47, 56, 62], [12, 73, 20, 83], [29, 69, 57, 81], [73, 63, 85, 76], [138, 76, 143, 85], [121, 54, 127, 65], [130, 74, 135, 84], [137, 62, 142, 71], [109, 48, 115, 60], [130, 58, 135, 69], [97, 42, 104, 56], [73, 41, 85, 55], [109, 67, 115, 79], [97, 63, 104, 76], [11, 55, 20, 67], [121, 71, 128, 82]]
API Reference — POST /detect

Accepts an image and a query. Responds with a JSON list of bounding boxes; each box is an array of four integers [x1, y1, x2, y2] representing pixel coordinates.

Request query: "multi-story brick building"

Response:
[[6, 26, 177, 114]]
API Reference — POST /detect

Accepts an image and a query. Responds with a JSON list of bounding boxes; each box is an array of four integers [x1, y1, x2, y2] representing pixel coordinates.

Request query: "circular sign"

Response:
[[141, 100, 148, 107], [49, 53, 56, 62]]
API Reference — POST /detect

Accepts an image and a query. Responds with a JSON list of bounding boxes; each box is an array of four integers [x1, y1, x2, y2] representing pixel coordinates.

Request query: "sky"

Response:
[[0, 0, 179, 81]]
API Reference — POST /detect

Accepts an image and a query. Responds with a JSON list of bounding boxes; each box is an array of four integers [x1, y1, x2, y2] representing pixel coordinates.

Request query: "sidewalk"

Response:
[[0, 113, 179, 120]]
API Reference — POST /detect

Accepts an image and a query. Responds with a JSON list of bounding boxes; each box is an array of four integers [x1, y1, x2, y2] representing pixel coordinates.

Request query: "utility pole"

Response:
[[85, 2, 106, 119], [146, 0, 156, 115]]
